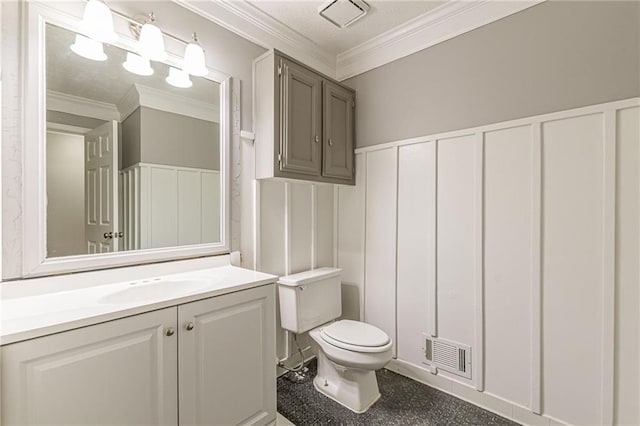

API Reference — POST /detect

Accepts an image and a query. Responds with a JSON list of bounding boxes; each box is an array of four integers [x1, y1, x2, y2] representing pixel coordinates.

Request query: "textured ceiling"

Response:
[[46, 23, 219, 108], [246, 0, 446, 54]]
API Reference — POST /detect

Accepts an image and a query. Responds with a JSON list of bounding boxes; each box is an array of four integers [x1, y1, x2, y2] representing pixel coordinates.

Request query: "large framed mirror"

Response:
[[23, 2, 231, 277]]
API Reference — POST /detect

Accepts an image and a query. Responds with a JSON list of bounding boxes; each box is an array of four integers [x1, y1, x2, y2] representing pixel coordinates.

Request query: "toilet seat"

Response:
[[320, 320, 392, 353]]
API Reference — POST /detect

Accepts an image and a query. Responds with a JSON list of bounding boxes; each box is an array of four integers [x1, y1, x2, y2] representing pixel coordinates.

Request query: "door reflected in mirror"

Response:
[[45, 23, 222, 258]]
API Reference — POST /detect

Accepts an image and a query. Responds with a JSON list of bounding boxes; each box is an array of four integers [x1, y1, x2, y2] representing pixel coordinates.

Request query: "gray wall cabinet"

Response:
[[254, 50, 355, 185]]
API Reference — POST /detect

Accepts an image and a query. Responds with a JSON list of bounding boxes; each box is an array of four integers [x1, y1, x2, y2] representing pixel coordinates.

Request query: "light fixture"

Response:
[[79, 0, 117, 43], [138, 13, 167, 61], [70, 34, 107, 61], [122, 52, 154, 76], [166, 67, 192, 88], [182, 33, 208, 77]]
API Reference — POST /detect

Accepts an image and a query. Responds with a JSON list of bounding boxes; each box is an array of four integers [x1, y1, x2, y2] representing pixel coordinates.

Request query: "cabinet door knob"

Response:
[[315, 135, 319, 143], [328, 138, 333, 147], [185, 322, 195, 331], [165, 327, 175, 337]]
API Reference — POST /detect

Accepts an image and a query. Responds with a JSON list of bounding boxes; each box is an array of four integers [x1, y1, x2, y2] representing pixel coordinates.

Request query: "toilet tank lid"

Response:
[[278, 267, 342, 286]]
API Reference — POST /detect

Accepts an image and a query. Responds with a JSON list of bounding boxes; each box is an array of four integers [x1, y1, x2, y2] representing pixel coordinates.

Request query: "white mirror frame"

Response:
[[23, 1, 232, 277]]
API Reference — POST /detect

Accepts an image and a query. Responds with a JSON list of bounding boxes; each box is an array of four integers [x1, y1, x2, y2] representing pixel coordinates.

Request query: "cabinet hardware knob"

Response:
[[315, 135, 319, 143], [165, 327, 175, 337], [185, 322, 195, 331], [328, 138, 333, 147]]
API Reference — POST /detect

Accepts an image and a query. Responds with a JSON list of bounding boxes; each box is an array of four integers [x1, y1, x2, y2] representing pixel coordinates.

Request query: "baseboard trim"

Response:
[[385, 359, 568, 426]]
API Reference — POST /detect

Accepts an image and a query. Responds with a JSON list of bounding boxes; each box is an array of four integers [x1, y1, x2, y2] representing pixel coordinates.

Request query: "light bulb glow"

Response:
[[182, 34, 208, 77], [80, 0, 117, 44], [122, 52, 154, 76], [166, 67, 192, 88], [138, 22, 167, 61], [70, 34, 107, 61]]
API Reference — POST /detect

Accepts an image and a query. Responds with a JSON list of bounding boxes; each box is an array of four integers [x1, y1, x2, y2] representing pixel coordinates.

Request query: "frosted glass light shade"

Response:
[[80, 0, 117, 44], [166, 67, 192, 88], [70, 34, 107, 61], [123, 52, 153, 76], [182, 39, 207, 77], [138, 22, 167, 61]]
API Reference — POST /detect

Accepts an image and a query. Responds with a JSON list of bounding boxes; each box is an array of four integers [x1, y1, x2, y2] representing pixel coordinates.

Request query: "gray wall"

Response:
[[46, 132, 86, 258], [46, 111, 107, 130], [121, 108, 141, 169], [122, 107, 220, 170], [346, 0, 640, 148]]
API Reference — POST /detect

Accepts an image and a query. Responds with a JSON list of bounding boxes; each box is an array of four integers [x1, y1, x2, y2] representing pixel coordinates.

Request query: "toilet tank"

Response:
[[278, 267, 342, 334]]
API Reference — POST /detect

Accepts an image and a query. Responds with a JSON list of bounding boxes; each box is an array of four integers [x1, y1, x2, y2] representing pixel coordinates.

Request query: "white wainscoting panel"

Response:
[[337, 153, 366, 321], [436, 134, 476, 365], [483, 125, 533, 407], [121, 164, 220, 250], [396, 142, 436, 366], [614, 106, 640, 425], [343, 98, 639, 426], [364, 148, 398, 356], [541, 114, 605, 425], [256, 179, 335, 361]]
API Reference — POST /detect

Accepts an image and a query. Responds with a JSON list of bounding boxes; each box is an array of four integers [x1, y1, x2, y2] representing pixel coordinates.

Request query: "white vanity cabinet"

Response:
[[1, 284, 276, 426]]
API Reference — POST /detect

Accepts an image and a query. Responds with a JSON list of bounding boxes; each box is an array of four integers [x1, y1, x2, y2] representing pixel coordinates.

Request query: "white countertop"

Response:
[[0, 265, 277, 345]]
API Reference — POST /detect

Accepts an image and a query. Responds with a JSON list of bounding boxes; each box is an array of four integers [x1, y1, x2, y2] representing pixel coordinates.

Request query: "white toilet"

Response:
[[278, 267, 392, 413]]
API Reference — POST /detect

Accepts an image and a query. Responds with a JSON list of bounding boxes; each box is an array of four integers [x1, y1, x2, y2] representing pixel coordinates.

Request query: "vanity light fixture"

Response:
[[70, 34, 108, 61], [166, 67, 192, 88], [79, 0, 117, 43], [182, 33, 208, 77], [122, 52, 154, 76], [138, 13, 167, 62]]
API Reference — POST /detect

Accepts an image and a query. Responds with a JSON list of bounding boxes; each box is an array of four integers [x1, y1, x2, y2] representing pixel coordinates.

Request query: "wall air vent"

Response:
[[423, 334, 471, 379], [318, 0, 370, 29]]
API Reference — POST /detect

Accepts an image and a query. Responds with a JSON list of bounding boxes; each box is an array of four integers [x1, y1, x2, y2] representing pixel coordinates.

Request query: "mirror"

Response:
[[45, 23, 223, 259]]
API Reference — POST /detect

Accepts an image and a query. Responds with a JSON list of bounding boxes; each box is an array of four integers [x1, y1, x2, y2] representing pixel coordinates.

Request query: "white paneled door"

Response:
[[84, 120, 119, 254]]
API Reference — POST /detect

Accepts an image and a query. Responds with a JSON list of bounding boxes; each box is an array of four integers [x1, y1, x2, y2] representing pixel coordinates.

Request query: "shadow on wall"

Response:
[[341, 282, 361, 321]]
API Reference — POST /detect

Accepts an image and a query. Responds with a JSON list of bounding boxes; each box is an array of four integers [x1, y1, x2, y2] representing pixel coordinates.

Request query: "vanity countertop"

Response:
[[0, 265, 277, 345]]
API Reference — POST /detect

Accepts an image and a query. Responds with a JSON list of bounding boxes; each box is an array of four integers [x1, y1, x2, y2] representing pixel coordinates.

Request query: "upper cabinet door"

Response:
[[279, 58, 322, 176], [322, 81, 355, 180]]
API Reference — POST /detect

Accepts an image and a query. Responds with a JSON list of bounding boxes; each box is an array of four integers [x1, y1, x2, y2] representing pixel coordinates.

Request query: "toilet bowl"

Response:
[[277, 268, 392, 413], [309, 320, 392, 413]]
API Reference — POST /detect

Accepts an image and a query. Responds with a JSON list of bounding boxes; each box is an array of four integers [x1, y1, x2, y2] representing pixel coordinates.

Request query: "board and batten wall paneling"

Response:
[[542, 114, 605, 425], [396, 142, 436, 366], [483, 125, 533, 408], [436, 134, 476, 374], [346, 98, 640, 426], [364, 148, 398, 355], [614, 106, 640, 425], [337, 153, 366, 321], [256, 179, 335, 361]]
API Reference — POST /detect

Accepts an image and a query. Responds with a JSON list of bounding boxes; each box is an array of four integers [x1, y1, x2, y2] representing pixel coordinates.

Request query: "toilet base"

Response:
[[313, 350, 381, 413]]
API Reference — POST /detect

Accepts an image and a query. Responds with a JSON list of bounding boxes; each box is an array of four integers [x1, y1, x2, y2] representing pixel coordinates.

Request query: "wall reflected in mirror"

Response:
[[45, 23, 222, 258]]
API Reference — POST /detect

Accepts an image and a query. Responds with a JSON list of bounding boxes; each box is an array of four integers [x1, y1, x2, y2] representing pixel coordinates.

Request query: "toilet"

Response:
[[278, 267, 392, 413]]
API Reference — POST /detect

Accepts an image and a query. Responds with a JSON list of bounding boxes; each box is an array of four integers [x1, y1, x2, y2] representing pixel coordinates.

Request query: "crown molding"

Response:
[[117, 84, 220, 123], [335, 0, 545, 81], [47, 90, 120, 121], [171, 0, 336, 78]]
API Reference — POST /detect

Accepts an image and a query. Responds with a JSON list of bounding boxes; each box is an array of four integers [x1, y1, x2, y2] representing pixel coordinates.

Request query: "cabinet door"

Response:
[[178, 284, 276, 426], [322, 81, 355, 180], [279, 57, 322, 176], [1, 308, 178, 426]]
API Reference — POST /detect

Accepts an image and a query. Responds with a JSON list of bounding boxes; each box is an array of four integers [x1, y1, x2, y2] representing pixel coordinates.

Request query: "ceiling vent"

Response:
[[318, 0, 370, 29]]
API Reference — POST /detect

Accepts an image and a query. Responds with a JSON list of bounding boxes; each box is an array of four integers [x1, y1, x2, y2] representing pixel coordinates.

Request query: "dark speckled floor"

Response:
[[277, 360, 519, 426]]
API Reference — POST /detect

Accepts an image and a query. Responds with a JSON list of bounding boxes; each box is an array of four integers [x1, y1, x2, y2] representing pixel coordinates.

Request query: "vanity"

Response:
[[1, 1, 277, 425], [1, 258, 278, 425]]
